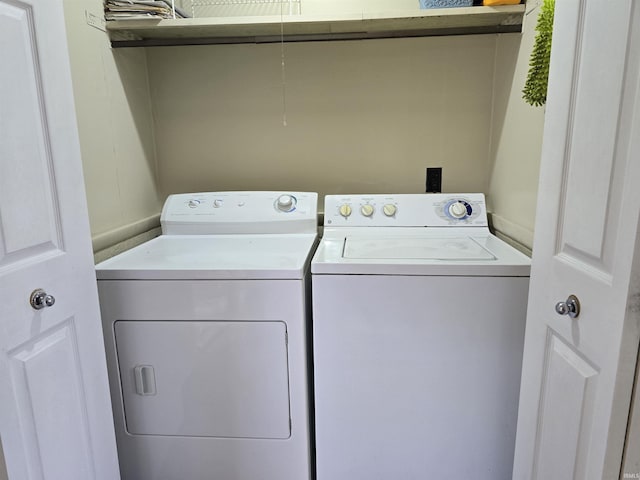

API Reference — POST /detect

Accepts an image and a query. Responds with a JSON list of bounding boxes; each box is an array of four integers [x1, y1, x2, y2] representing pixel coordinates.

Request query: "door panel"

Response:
[[0, 1, 63, 264], [9, 322, 94, 479], [513, 1, 640, 479], [0, 0, 120, 478], [534, 332, 598, 479], [560, 2, 630, 260], [114, 321, 291, 439]]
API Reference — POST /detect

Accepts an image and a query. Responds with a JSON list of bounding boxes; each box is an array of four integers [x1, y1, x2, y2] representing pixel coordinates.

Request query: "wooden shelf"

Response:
[[106, 5, 525, 47]]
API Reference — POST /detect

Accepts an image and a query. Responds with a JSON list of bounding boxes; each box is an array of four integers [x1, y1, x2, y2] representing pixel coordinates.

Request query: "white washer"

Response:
[[96, 191, 317, 480], [311, 193, 531, 480]]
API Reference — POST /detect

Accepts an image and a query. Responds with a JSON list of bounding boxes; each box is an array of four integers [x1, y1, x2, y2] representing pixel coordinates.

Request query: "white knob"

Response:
[[339, 204, 352, 218], [360, 204, 375, 217], [213, 199, 223, 208], [276, 194, 296, 212], [382, 204, 397, 217], [188, 200, 200, 208], [449, 202, 468, 219]]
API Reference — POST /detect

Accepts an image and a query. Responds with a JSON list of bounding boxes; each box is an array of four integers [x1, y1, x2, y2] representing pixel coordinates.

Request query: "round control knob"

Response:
[[382, 204, 397, 217], [448, 201, 468, 219], [360, 204, 375, 217], [339, 204, 352, 218], [188, 199, 201, 208], [276, 194, 296, 212], [213, 199, 223, 208]]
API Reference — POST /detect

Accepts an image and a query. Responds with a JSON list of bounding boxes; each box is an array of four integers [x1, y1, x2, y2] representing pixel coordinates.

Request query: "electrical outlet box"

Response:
[[426, 167, 442, 193]]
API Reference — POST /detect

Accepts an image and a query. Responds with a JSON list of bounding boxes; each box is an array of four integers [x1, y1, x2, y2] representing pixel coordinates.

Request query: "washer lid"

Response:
[[311, 232, 530, 276], [343, 237, 496, 261], [96, 233, 317, 280]]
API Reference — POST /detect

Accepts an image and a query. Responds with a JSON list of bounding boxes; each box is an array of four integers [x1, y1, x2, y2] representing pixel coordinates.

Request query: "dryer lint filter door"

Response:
[[343, 237, 496, 260], [114, 320, 291, 439]]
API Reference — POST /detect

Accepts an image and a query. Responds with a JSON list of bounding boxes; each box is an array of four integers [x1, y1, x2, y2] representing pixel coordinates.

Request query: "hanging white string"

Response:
[[280, 0, 287, 127]]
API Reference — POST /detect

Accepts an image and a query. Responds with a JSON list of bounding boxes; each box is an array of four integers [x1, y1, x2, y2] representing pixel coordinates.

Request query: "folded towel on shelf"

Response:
[[104, 0, 190, 20]]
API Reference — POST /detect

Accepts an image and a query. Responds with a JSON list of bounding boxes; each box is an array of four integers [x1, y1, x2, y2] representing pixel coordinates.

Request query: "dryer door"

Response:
[[114, 320, 291, 439]]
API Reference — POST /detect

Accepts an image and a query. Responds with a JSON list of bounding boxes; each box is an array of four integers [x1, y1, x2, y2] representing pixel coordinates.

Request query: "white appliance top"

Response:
[[312, 193, 530, 276], [96, 191, 318, 280]]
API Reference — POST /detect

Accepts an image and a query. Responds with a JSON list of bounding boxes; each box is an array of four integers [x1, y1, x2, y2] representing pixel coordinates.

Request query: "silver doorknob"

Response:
[[30, 289, 56, 310], [555, 294, 580, 318]]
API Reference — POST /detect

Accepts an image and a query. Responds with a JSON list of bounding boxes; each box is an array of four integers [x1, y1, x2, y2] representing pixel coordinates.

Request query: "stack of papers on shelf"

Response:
[[104, 0, 190, 20]]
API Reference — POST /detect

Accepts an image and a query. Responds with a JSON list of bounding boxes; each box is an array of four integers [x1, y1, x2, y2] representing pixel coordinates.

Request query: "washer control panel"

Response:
[[324, 193, 487, 227], [161, 191, 318, 234]]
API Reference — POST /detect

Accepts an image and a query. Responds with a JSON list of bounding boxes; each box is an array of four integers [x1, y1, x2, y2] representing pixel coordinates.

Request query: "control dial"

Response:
[[382, 204, 397, 217], [339, 204, 352, 218], [188, 199, 201, 208], [213, 199, 223, 208], [276, 194, 296, 212], [448, 201, 468, 219], [360, 204, 375, 217]]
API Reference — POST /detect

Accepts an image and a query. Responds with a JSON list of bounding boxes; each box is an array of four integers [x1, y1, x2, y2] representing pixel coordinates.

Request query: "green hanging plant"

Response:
[[523, 0, 555, 107]]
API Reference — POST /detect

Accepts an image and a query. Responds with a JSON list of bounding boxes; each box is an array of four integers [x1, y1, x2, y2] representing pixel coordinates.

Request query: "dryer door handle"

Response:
[[134, 365, 157, 396]]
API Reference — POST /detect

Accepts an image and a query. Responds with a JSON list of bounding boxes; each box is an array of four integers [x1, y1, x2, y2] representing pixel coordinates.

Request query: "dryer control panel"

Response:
[[324, 193, 488, 227], [162, 191, 318, 234]]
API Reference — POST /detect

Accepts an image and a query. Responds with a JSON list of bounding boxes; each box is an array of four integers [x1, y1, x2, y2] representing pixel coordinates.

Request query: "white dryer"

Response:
[[96, 191, 317, 480], [311, 193, 531, 480]]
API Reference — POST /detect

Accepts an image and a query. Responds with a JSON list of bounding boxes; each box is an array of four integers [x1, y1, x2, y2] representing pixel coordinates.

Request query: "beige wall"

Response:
[[63, 0, 163, 254], [62, 1, 544, 252], [487, 0, 545, 252], [147, 35, 498, 203]]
